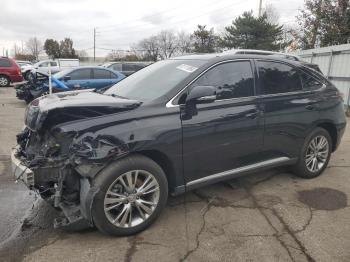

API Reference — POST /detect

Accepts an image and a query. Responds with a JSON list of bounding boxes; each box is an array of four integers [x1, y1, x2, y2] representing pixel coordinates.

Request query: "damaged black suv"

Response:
[[12, 53, 347, 236]]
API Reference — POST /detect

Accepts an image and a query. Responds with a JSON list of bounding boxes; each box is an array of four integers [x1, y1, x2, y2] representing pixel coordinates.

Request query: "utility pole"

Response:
[[258, 0, 263, 17], [93, 28, 96, 62]]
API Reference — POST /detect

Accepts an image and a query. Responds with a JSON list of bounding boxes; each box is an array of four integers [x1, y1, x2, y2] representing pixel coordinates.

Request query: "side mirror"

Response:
[[186, 85, 216, 105], [63, 75, 71, 81]]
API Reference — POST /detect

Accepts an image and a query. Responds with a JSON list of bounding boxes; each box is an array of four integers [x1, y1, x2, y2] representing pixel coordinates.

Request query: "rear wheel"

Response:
[[0, 75, 10, 87], [293, 127, 332, 178], [91, 155, 168, 236]]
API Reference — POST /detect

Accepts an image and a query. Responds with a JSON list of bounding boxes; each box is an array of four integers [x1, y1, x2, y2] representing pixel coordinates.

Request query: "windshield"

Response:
[[104, 59, 206, 101]]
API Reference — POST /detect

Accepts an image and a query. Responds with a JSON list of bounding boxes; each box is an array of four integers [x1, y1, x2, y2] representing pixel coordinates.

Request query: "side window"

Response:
[[123, 64, 138, 71], [94, 69, 112, 79], [50, 62, 57, 67], [0, 58, 11, 67], [39, 62, 49, 67], [300, 71, 324, 90], [111, 63, 122, 71], [257, 61, 302, 94], [191, 61, 255, 100], [70, 69, 91, 80]]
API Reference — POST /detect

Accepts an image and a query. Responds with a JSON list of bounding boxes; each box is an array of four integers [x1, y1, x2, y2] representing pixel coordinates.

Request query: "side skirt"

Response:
[[183, 157, 297, 192]]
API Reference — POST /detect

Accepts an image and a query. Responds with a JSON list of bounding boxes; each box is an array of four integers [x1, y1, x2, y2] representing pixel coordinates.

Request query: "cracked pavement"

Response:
[[0, 87, 349, 262]]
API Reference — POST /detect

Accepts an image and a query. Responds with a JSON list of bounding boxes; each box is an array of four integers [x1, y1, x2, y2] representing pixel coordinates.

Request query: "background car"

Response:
[[0, 57, 24, 87], [53, 66, 125, 90], [101, 61, 151, 76], [22, 59, 80, 80]]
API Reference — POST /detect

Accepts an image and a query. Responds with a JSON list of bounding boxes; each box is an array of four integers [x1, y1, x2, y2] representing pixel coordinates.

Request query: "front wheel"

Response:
[[292, 127, 332, 178], [91, 155, 168, 236]]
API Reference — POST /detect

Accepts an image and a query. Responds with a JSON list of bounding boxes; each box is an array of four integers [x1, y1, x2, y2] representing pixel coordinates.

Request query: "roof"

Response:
[[172, 50, 301, 62]]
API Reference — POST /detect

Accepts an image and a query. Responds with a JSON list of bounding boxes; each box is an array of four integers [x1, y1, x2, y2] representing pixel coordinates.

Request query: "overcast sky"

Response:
[[0, 0, 304, 57]]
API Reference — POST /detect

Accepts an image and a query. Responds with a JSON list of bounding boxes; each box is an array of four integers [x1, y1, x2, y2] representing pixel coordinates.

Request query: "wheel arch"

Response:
[[315, 122, 338, 152], [134, 150, 178, 193]]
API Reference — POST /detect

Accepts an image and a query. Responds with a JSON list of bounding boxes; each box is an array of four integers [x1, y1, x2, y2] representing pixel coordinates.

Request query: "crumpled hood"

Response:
[[25, 89, 141, 131]]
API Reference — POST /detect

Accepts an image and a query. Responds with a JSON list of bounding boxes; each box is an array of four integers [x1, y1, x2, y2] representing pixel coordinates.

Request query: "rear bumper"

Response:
[[10, 75, 24, 83], [11, 148, 34, 188]]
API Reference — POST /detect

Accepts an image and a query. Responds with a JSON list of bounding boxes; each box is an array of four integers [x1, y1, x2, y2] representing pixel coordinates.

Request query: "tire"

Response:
[[91, 154, 168, 236], [292, 127, 332, 178], [0, 75, 10, 87]]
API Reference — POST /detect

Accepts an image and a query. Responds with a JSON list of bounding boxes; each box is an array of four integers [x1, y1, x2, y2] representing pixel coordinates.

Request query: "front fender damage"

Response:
[[18, 129, 131, 229]]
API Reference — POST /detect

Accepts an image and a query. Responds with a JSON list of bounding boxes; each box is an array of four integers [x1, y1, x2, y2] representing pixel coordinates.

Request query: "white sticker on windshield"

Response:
[[176, 64, 198, 73]]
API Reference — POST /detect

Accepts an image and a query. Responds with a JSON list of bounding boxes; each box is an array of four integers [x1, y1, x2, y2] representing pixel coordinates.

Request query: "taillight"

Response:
[[16, 68, 21, 75]]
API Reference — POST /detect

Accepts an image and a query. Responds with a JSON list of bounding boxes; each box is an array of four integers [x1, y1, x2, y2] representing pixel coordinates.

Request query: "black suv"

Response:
[[12, 54, 347, 236]]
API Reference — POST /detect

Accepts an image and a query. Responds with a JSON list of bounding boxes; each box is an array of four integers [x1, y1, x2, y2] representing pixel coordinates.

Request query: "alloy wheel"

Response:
[[0, 76, 9, 87], [305, 135, 329, 173], [103, 170, 160, 228]]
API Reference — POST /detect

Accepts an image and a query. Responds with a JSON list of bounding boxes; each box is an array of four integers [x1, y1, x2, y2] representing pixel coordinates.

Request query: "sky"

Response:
[[0, 0, 305, 57]]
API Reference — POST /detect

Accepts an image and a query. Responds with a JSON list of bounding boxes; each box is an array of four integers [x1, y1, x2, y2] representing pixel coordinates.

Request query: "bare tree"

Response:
[[157, 30, 178, 59], [177, 31, 193, 55], [137, 36, 160, 61], [26, 37, 43, 60], [264, 4, 280, 24]]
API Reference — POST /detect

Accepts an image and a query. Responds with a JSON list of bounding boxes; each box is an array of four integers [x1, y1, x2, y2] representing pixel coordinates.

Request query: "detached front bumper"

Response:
[[11, 148, 34, 188]]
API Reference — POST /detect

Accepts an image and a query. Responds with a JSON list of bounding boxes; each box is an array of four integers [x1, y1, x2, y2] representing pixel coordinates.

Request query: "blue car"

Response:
[[53, 67, 125, 90]]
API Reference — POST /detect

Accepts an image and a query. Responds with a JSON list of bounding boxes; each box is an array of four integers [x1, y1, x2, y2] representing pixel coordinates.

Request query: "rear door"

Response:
[[181, 60, 264, 185], [91, 68, 115, 89], [256, 60, 320, 160], [0, 58, 12, 76], [63, 68, 92, 89]]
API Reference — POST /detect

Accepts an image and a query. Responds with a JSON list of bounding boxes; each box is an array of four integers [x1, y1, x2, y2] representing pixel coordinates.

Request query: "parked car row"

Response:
[[11, 50, 347, 236], [15, 66, 125, 103], [0, 57, 24, 87]]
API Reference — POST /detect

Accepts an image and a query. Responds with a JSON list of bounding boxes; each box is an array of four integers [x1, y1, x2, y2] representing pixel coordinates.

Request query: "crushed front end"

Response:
[[11, 91, 138, 230]]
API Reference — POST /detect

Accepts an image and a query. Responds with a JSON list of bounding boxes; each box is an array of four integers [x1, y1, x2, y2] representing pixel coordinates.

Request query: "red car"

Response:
[[0, 57, 24, 87]]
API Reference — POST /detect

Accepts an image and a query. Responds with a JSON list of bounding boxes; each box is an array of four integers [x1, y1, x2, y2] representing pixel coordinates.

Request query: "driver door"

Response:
[[181, 60, 264, 186]]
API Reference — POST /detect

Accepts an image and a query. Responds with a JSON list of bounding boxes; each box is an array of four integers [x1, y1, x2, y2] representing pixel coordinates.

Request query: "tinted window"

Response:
[[0, 58, 11, 67], [191, 61, 255, 99], [300, 72, 323, 90], [94, 69, 111, 79], [50, 62, 57, 66], [123, 64, 141, 71], [111, 63, 122, 71], [69, 69, 91, 80], [258, 61, 302, 94]]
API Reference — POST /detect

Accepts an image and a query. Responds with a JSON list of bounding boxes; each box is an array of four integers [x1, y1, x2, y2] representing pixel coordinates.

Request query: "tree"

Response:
[[44, 39, 60, 59], [177, 31, 193, 55], [157, 30, 178, 59], [26, 37, 43, 60], [264, 4, 280, 24], [220, 11, 285, 51], [191, 25, 218, 53], [59, 38, 78, 58], [137, 36, 160, 61], [296, 0, 350, 49]]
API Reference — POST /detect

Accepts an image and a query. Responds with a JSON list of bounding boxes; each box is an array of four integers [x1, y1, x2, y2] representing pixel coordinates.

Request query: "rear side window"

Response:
[[123, 64, 139, 71], [50, 62, 57, 67], [70, 69, 91, 80], [300, 72, 324, 90], [0, 58, 11, 67], [191, 61, 255, 100], [257, 61, 302, 94], [94, 69, 112, 79], [111, 63, 122, 71]]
